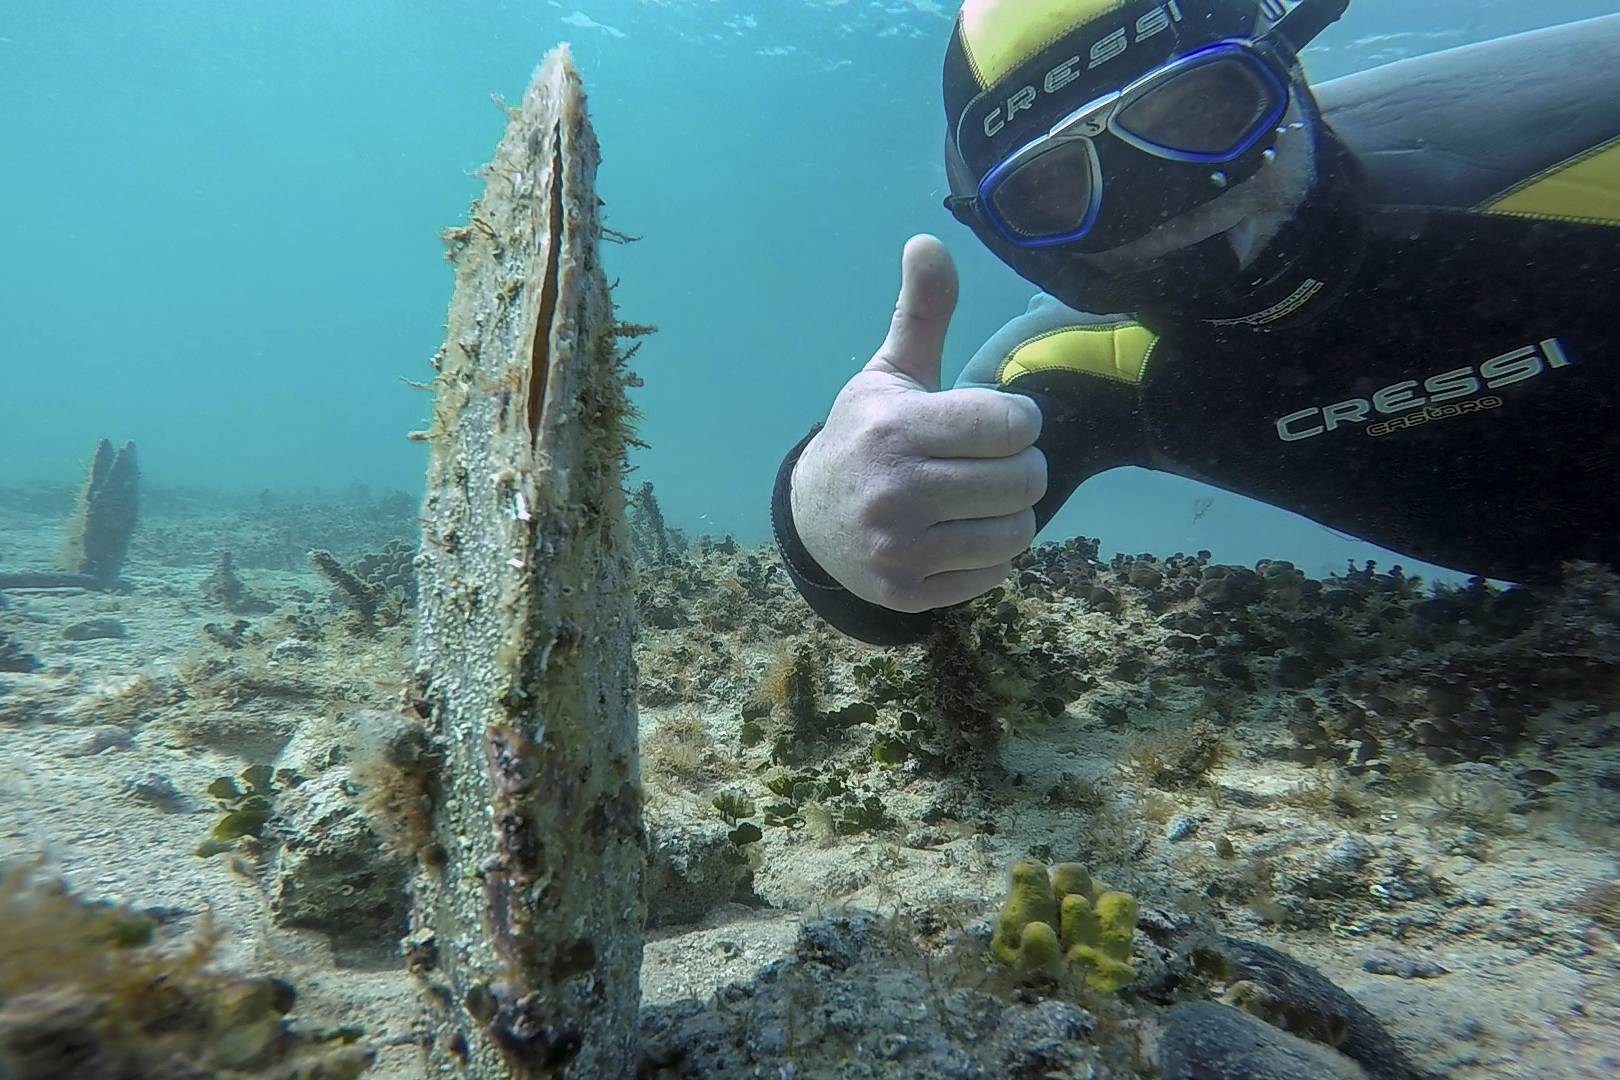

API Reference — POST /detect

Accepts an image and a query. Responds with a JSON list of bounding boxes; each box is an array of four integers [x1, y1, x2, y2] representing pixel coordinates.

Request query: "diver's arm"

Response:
[[771, 292, 1153, 646], [956, 293, 1156, 535]]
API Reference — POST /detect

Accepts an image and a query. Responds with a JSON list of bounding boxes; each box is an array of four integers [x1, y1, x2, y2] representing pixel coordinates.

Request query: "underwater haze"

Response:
[[0, 0, 1611, 573], [4, 4, 1620, 1080]]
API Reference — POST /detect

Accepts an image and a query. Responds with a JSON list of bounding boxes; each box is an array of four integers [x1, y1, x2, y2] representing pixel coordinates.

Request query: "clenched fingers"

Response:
[[916, 509, 1038, 575], [892, 564, 1018, 613], [903, 446, 1048, 521], [902, 387, 1042, 459]]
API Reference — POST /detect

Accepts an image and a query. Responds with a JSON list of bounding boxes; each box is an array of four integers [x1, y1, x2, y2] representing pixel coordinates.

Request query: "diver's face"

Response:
[[1074, 92, 1318, 274]]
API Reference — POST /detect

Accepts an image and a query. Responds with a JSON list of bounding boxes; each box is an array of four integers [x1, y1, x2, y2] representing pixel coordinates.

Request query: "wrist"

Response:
[[772, 425, 839, 591]]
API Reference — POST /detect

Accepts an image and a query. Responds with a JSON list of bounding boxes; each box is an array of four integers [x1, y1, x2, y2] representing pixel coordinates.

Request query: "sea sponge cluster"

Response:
[[991, 858, 1139, 991]]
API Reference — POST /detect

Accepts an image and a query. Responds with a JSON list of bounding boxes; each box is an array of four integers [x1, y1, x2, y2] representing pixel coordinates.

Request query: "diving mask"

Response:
[[946, 0, 1350, 252]]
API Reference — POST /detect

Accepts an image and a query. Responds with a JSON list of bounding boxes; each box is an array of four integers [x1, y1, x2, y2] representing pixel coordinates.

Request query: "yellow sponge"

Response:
[[990, 858, 1138, 991], [991, 857, 1059, 965]]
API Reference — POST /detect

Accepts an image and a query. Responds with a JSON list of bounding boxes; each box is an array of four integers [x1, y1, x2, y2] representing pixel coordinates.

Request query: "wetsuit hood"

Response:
[[941, 0, 1359, 323]]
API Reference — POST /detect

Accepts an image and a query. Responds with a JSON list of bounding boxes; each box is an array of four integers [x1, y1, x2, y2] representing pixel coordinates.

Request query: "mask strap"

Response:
[[1273, 0, 1351, 54]]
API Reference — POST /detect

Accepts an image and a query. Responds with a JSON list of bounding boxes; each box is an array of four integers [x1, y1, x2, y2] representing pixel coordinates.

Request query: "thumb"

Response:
[[868, 234, 959, 392]]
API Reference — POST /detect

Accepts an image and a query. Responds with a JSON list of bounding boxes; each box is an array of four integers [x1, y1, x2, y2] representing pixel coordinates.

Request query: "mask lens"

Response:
[[989, 138, 1097, 241], [1114, 56, 1280, 158]]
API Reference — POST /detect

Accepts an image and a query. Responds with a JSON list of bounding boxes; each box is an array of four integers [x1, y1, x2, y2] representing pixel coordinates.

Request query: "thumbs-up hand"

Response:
[[790, 235, 1047, 614]]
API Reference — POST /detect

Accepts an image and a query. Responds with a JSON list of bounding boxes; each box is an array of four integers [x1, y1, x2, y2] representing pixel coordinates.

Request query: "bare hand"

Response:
[[790, 235, 1046, 613]]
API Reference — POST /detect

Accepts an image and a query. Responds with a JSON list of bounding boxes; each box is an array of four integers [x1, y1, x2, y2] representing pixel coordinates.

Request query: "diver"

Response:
[[771, 0, 1620, 645]]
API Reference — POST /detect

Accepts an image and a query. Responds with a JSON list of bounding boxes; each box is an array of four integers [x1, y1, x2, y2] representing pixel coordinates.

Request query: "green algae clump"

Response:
[[0, 861, 372, 1078], [990, 857, 1139, 991]]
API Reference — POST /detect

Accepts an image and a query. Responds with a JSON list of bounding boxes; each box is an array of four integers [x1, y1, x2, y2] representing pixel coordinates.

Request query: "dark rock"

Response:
[[1159, 1003, 1366, 1080], [644, 814, 754, 929], [1275, 834, 1378, 903], [270, 769, 409, 956], [121, 772, 187, 811], [1514, 768, 1560, 788], [62, 618, 126, 641], [794, 911, 882, 971], [1128, 563, 1163, 589], [1276, 652, 1316, 689], [1197, 567, 1265, 610], [1218, 937, 1422, 1080], [65, 725, 133, 757], [1362, 947, 1449, 979], [1084, 585, 1121, 615], [0, 631, 40, 673], [995, 999, 1098, 1079], [201, 620, 250, 649], [270, 637, 317, 662]]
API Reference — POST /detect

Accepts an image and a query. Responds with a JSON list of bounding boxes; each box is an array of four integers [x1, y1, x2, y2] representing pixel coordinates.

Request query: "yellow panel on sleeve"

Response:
[[960, 0, 1128, 87], [1485, 136, 1620, 227], [997, 322, 1160, 387]]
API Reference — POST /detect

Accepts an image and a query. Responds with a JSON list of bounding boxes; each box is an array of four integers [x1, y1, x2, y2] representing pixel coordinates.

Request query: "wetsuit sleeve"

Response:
[[770, 293, 1156, 646], [955, 293, 1158, 532]]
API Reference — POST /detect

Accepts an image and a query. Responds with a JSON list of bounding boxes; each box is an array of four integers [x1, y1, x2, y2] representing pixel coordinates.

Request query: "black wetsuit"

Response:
[[772, 16, 1620, 646]]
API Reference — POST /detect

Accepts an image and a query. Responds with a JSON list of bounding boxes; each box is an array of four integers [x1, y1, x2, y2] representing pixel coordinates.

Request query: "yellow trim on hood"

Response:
[[959, 0, 1130, 88]]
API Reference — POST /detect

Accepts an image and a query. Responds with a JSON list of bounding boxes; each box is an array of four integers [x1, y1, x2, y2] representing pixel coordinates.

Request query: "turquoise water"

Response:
[[0, 0, 1612, 572]]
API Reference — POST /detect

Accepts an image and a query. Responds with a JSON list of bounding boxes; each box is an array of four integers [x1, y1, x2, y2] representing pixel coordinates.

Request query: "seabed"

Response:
[[1, 480, 1617, 1078]]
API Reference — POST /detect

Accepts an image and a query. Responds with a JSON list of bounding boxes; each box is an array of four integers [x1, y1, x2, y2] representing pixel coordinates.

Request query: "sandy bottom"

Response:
[[2, 496, 1617, 1079]]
